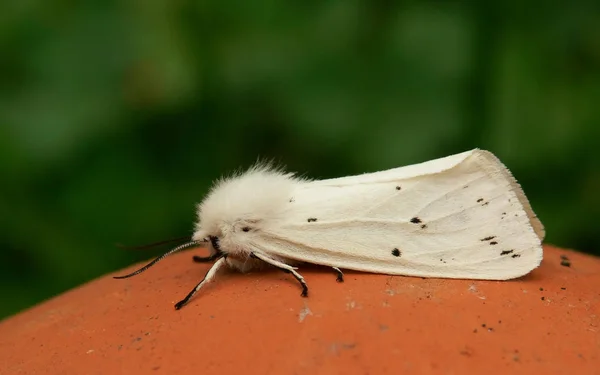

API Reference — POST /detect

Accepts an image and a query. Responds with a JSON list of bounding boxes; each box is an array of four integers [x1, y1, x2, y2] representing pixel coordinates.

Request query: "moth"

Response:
[[115, 149, 544, 309]]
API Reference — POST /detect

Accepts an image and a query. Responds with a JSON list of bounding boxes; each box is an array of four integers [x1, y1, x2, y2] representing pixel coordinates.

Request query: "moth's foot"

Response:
[[174, 299, 187, 310], [333, 267, 344, 282]]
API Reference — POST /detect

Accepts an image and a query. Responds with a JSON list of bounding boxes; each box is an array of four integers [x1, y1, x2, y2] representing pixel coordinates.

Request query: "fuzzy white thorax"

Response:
[[192, 164, 305, 257]]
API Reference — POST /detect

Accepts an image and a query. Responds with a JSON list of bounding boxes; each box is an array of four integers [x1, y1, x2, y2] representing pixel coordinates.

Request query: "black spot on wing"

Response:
[[489, 241, 498, 245], [242, 227, 251, 232], [307, 218, 317, 222], [480, 236, 496, 241], [289, 197, 295, 203], [391, 248, 401, 257], [511, 254, 521, 258], [410, 217, 422, 224], [500, 250, 514, 256], [476, 198, 484, 203], [421, 224, 427, 229], [395, 186, 401, 190]]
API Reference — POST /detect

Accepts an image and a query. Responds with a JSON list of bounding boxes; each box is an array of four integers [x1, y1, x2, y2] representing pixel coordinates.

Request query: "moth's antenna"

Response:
[[115, 236, 191, 250], [113, 240, 205, 279]]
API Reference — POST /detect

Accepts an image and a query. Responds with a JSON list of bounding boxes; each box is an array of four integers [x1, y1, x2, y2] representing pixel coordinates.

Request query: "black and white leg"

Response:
[[251, 252, 309, 297], [175, 256, 227, 310], [332, 267, 344, 282]]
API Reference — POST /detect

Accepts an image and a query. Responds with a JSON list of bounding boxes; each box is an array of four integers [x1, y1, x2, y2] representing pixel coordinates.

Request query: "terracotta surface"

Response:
[[1, 245, 598, 375]]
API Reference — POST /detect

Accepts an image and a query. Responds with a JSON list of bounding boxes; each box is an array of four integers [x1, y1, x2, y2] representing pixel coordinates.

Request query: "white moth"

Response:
[[115, 149, 544, 309]]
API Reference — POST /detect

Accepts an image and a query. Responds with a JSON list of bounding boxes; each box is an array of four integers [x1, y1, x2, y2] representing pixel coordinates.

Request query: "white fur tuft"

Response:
[[193, 162, 306, 245]]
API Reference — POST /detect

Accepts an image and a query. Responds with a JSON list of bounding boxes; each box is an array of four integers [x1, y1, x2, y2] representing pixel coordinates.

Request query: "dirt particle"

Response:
[[539, 287, 544, 291], [477, 198, 484, 203], [560, 259, 571, 267], [395, 186, 401, 190], [391, 248, 401, 257], [307, 218, 317, 223], [541, 297, 545, 301], [298, 303, 313, 322], [410, 217, 422, 224], [329, 342, 357, 355]]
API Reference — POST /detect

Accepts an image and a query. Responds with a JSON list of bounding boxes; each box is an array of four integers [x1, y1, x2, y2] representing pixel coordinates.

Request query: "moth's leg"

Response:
[[175, 256, 227, 310], [332, 267, 344, 282], [251, 252, 309, 297], [192, 252, 222, 263]]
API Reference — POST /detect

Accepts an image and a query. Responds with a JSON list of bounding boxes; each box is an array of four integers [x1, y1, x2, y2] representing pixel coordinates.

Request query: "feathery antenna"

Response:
[[113, 240, 204, 279]]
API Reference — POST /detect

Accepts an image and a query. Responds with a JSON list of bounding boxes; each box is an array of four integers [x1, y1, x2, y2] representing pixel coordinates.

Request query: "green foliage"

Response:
[[1, 1, 598, 319]]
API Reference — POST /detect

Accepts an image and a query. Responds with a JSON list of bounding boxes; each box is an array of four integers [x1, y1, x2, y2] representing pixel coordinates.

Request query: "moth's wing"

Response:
[[313, 149, 544, 240], [251, 150, 543, 280]]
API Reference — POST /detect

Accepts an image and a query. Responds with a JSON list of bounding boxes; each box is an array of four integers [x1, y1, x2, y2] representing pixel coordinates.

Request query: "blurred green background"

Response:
[[1, 1, 598, 320]]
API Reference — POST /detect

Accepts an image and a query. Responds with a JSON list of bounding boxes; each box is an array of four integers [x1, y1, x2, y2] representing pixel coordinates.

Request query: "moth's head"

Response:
[[193, 163, 299, 242]]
